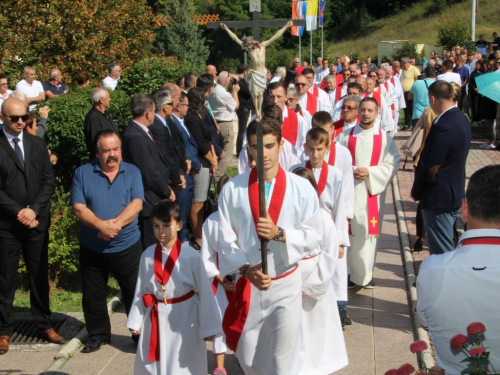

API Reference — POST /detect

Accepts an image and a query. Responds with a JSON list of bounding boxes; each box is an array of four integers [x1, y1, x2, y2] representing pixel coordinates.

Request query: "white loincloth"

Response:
[[249, 70, 267, 95]]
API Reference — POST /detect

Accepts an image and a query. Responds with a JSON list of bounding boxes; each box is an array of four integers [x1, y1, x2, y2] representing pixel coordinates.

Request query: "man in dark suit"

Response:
[[0, 97, 64, 355], [171, 92, 202, 241], [411, 80, 471, 255], [122, 94, 175, 248], [236, 64, 254, 155], [149, 89, 184, 190], [83, 88, 119, 158]]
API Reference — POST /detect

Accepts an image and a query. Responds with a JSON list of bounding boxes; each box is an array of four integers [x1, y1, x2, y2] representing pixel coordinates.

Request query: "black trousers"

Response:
[[403, 91, 413, 127], [80, 240, 142, 340], [236, 107, 251, 155], [0, 227, 51, 335]]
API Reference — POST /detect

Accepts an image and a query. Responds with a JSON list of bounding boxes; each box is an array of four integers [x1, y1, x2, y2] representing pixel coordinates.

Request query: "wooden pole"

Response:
[[256, 120, 268, 275]]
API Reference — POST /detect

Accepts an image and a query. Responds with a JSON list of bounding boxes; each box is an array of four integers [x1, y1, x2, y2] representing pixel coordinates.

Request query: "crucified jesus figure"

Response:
[[220, 21, 293, 120]]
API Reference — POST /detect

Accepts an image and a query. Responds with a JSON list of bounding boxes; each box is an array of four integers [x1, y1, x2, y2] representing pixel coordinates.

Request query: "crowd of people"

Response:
[[0, 35, 499, 374]]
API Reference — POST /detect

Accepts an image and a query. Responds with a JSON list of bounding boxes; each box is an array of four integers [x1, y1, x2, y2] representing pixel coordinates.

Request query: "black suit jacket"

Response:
[[0, 131, 55, 231], [201, 107, 222, 156], [237, 76, 254, 110], [149, 116, 182, 187], [166, 115, 188, 173], [411, 107, 471, 211], [83, 106, 119, 158], [122, 120, 173, 217]]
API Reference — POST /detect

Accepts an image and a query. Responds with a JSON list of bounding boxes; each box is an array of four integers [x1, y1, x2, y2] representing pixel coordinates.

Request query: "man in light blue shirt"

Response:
[[409, 66, 436, 127]]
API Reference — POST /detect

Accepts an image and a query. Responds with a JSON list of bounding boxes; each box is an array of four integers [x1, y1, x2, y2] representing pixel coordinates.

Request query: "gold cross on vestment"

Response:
[[160, 284, 167, 305], [370, 217, 378, 228]]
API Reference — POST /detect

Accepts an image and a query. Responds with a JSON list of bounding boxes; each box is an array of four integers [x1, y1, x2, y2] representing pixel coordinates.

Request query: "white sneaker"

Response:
[[484, 144, 495, 150], [479, 144, 490, 149]]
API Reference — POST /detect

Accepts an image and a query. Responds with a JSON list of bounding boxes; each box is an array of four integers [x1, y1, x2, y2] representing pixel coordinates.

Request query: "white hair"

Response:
[[49, 69, 59, 80], [92, 88, 108, 104], [287, 86, 298, 98], [217, 71, 230, 84], [275, 67, 286, 76]]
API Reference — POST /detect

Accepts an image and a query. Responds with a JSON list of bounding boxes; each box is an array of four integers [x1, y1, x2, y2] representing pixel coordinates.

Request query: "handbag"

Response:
[[203, 176, 218, 221]]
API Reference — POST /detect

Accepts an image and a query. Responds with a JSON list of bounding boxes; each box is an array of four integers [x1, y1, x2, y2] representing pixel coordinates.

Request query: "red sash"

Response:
[[211, 254, 235, 302], [460, 237, 500, 247], [328, 139, 337, 166], [143, 240, 185, 362], [347, 127, 383, 237], [306, 91, 318, 115], [306, 160, 328, 196], [384, 81, 396, 117], [367, 90, 382, 109], [282, 109, 299, 146], [336, 73, 343, 85], [248, 166, 286, 239], [333, 119, 344, 139], [335, 83, 344, 103], [310, 86, 319, 98], [222, 276, 252, 351]]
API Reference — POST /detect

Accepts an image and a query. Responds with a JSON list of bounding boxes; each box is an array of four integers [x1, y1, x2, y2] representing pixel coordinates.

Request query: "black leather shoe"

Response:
[[347, 275, 356, 289], [81, 337, 110, 353], [413, 238, 423, 253], [363, 279, 376, 289], [339, 307, 352, 327]]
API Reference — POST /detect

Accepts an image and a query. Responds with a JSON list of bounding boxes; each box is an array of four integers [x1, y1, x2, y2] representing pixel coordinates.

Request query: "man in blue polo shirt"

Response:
[[42, 69, 68, 99], [71, 130, 144, 353]]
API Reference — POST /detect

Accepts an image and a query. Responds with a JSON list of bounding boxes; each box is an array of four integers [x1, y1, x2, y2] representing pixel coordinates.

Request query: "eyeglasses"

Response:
[[295, 82, 307, 87], [2, 113, 29, 122], [341, 105, 356, 111], [164, 102, 174, 107], [0, 82, 7, 86]]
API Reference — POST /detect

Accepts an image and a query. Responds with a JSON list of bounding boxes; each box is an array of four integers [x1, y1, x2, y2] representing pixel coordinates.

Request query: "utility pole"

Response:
[[471, 0, 476, 42]]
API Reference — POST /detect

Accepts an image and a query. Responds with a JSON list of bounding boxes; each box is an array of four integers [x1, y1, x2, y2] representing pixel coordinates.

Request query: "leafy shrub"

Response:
[[47, 187, 80, 288], [437, 16, 470, 51], [117, 56, 205, 96], [393, 42, 419, 62], [44, 87, 131, 189]]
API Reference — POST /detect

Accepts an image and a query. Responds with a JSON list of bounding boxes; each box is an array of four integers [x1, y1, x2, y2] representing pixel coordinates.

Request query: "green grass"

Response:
[[13, 277, 120, 313], [327, 0, 500, 59], [225, 166, 239, 177]]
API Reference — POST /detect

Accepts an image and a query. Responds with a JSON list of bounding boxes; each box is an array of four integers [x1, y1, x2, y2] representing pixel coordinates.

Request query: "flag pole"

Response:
[[299, 35, 302, 62], [310, 31, 312, 67]]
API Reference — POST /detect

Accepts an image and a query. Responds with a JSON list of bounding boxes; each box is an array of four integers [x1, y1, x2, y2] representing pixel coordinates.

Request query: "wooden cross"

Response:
[[206, 0, 305, 42], [370, 217, 378, 228]]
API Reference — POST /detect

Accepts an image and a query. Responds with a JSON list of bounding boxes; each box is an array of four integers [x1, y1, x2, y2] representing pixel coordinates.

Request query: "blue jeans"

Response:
[[421, 208, 460, 255], [176, 174, 194, 242]]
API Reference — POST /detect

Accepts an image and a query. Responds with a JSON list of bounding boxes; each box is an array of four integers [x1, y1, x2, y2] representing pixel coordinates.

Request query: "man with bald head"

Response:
[[0, 98, 62, 355], [43, 69, 68, 99], [206, 65, 217, 82], [83, 88, 119, 158], [15, 66, 45, 110]]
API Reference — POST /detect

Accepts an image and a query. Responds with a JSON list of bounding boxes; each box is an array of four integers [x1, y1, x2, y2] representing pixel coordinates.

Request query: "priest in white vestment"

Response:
[[336, 98, 400, 287]]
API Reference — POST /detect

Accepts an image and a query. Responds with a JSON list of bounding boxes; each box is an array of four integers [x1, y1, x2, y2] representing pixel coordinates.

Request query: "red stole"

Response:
[[384, 81, 396, 117], [347, 126, 383, 237], [306, 91, 318, 115], [282, 109, 299, 146], [328, 138, 337, 166], [248, 166, 286, 238], [223, 167, 287, 351], [335, 83, 344, 103], [367, 90, 382, 109], [211, 254, 235, 302], [142, 240, 193, 361], [333, 119, 344, 138], [306, 160, 328, 196], [310, 86, 319, 98]]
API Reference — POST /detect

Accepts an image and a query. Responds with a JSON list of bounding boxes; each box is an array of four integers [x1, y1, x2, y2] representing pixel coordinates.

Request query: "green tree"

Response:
[[393, 42, 419, 62], [437, 16, 470, 51], [0, 0, 155, 85], [151, 0, 209, 67]]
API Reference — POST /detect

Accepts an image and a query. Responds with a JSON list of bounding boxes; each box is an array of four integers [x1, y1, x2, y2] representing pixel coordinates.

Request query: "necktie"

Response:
[[148, 131, 159, 150], [12, 138, 24, 167]]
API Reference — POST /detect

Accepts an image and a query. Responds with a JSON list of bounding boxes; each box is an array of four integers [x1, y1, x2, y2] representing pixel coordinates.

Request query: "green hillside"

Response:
[[326, 0, 500, 60]]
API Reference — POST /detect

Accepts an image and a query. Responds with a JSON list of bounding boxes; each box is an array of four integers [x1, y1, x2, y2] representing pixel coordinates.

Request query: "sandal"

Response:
[[189, 238, 201, 251]]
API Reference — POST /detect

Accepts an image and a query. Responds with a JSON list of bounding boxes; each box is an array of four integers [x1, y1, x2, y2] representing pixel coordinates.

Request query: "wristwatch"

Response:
[[272, 227, 285, 242]]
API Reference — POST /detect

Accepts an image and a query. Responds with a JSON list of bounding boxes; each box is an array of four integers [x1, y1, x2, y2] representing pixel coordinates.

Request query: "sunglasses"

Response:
[[164, 102, 174, 107], [2, 114, 29, 122], [295, 82, 307, 87], [341, 105, 356, 110]]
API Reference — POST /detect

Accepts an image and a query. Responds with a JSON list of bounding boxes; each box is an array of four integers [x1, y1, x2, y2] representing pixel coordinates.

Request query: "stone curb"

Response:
[[391, 175, 435, 369], [42, 291, 123, 374]]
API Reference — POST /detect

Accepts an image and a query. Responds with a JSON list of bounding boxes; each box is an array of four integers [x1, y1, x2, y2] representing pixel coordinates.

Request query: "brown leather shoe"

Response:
[[39, 328, 65, 344], [0, 335, 9, 355]]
